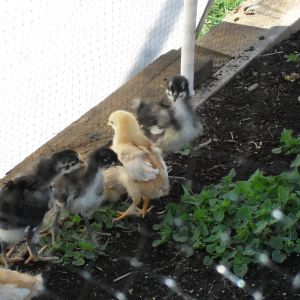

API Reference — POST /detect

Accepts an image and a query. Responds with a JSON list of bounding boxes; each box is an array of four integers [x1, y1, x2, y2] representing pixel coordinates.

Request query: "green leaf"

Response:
[[206, 244, 216, 254], [223, 190, 239, 201], [193, 208, 206, 220], [213, 209, 224, 222], [173, 226, 189, 243], [254, 220, 268, 234], [284, 241, 294, 255], [272, 250, 287, 263], [272, 147, 282, 154], [178, 147, 190, 156], [233, 263, 248, 277], [235, 207, 251, 225], [70, 214, 81, 224], [281, 128, 293, 144], [63, 221, 74, 229], [269, 237, 284, 250], [82, 251, 96, 260], [242, 246, 256, 256], [78, 240, 95, 251], [152, 239, 164, 247], [181, 245, 194, 257], [91, 222, 102, 231], [294, 240, 300, 253], [64, 242, 75, 252], [215, 244, 226, 254], [203, 255, 213, 266], [291, 155, 300, 168], [72, 256, 85, 266]]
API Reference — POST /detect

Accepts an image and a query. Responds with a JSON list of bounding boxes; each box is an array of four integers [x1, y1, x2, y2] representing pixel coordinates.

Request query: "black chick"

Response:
[[52, 146, 121, 243], [0, 149, 81, 267], [134, 75, 203, 153]]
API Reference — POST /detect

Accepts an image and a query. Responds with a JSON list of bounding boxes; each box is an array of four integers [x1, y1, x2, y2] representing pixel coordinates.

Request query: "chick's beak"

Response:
[[114, 159, 123, 167]]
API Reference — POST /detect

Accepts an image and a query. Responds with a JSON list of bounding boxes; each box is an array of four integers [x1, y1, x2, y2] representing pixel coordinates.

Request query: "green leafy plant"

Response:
[[178, 144, 192, 156], [39, 204, 128, 266], [272, 128, 300, 155], [153, 131, 300, 277], [287, 52, 300, 63]]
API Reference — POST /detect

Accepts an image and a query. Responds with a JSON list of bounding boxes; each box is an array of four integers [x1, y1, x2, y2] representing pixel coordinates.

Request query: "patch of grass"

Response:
[[153, 129, 300, 277], [199, 0, 245, 37]]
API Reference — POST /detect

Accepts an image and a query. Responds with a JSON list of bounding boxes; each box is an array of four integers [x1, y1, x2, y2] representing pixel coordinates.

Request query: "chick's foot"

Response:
[[113, 205, 141, 221], [24, 245, 59, 264]]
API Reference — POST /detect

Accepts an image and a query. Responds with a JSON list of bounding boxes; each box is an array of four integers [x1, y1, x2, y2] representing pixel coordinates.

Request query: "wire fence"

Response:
[[0, 0, 208, 179]]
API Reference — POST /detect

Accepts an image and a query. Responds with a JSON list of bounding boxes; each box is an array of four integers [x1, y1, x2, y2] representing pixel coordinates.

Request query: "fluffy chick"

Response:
[[102, 166, 127, 203], [0, 150, 81, 267], [0, 269, 44, 300], [52, 146, 121, 242], [108, 110, 170, 220], [134, 97, 179, 142], [134, 75, 203, 153]]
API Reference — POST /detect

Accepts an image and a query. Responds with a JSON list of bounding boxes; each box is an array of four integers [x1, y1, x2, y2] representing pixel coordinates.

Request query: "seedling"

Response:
[[272, 128, 300, 155], [178, 144, 192, 156], [287, 52, 300, 63]]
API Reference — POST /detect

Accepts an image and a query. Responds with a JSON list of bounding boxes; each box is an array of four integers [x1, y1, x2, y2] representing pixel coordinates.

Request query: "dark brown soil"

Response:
[[15, 31, 300, 300]]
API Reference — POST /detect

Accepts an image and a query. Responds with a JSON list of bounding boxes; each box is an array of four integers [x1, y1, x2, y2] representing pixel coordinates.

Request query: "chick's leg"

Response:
[[113, 197, 141, 221], [0, 241, 23, 268], [50, 209, 61, 245], [24, 229, 58, 264], [137, 197, 154, 218], [83, 216, 92, 240]]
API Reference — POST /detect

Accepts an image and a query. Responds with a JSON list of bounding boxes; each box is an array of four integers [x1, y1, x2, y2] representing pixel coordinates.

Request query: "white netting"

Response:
[[0, 0, 208, 178]]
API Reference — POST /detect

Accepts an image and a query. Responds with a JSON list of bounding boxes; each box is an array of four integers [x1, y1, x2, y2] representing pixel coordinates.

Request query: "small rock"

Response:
[[248, 83, 259, 92], [234, 17, 239, 22], [112, 258, 118, 263], [298, 96, 300, 102], [259, 35, 265, 40]]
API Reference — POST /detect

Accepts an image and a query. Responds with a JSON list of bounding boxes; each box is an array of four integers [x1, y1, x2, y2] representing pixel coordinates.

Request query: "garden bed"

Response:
[[16, 30, 300, 300]]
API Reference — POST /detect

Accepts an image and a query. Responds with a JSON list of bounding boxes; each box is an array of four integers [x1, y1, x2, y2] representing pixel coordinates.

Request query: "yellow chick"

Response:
[[107, 110, 170, 220], [0, 269, 44, 300]]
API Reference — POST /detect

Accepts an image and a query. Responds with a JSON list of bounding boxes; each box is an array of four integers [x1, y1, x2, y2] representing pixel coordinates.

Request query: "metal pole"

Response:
[[181, 0, 198, 96]]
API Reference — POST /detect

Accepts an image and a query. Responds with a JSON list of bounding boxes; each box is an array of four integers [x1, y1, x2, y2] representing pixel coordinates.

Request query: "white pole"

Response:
[[181, 0, 198, 96]]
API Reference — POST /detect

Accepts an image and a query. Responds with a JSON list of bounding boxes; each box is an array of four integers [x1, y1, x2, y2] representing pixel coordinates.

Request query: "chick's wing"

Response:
[[117, 144, 159, 181]]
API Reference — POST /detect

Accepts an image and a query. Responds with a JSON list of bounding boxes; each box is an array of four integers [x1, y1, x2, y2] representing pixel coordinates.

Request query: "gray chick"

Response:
[[0, 149, 81, 268], [135, 75, 203, 154], [52, 146, 122, 243]]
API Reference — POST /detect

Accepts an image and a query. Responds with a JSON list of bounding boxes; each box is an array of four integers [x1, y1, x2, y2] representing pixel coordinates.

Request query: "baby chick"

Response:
[[102, 165, 127, 203], [0, 149, 81, 267], [108, 110, 170, 220], [135, 75, 203, 153], [52, 146, 121, 242], [134, 97, 179, 142], [0, 269, 44, 300]]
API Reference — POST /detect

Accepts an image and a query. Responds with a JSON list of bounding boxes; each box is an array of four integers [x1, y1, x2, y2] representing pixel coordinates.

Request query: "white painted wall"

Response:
[[0, 0, 208, 178]]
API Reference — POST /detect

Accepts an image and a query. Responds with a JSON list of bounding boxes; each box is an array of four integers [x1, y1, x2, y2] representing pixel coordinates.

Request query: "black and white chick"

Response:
[[0, 149, 81, 268], [51, 146, 122, 243], [135, 75, 203, 154]]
